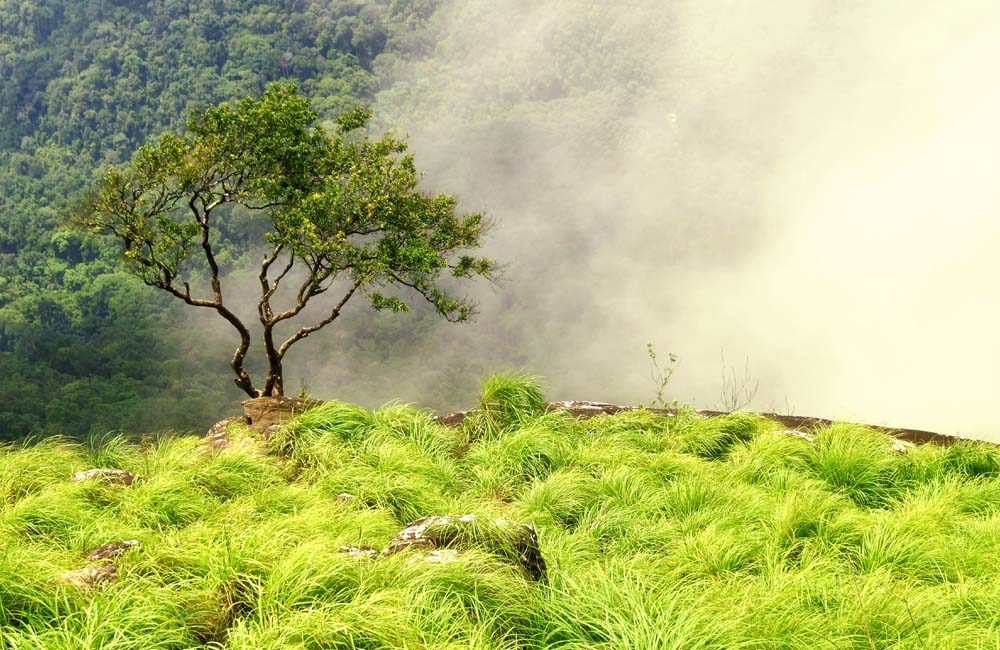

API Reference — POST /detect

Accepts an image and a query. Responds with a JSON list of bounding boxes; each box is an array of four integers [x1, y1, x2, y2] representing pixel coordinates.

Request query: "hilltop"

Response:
[[2, 374, 1000, 648]]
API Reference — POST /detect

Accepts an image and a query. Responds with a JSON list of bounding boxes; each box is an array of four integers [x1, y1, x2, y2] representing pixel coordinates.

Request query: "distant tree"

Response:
[[75, 83, 495, 398]]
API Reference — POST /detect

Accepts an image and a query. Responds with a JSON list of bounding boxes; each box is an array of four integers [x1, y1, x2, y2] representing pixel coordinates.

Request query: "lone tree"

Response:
[[76, 83, 495, 398]]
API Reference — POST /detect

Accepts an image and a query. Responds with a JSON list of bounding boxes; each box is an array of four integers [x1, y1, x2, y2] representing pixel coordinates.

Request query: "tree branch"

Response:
[[181, 194, 258, 396], [189, 194, 225, 304], [388, 272, 473, 323], [276, 280, 361, 359], [257, 244, 285, 322], [268, 257, 324, 325]]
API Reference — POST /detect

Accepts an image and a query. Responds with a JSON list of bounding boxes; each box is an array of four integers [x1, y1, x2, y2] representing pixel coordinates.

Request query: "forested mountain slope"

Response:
[[0, 0, 430, 440]]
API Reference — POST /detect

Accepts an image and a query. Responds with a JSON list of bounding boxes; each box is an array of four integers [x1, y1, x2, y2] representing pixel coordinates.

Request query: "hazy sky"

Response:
[[282, 0, 1000, 439]]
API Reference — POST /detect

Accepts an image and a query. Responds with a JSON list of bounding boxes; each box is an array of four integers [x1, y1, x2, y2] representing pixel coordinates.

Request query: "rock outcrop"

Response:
[[436, 402, 967, 448], [242, 396, 323, 433], [62, 540, 141, 589]]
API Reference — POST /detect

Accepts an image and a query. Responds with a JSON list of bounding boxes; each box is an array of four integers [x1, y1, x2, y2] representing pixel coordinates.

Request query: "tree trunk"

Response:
[[263, 357, 284, 396]]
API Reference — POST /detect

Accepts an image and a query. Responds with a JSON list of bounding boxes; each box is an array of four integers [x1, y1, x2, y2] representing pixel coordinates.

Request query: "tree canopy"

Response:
[[0, 0, 442, 440], [76, 83, 495, 398]]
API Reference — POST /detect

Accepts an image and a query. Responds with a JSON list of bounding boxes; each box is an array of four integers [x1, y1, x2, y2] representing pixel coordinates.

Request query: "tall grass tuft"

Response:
[[465, 423, 574, 499], [806, 423, 901, 508], [539, 563, 748, 648], [465, 372, 545, 441], [673, 411, 766, 459], [269, 400, 374, 462], [514, 468, 599, 528], [82, 431, 140, 471], [0, 436, 85, 506], [940, 440, 1000, 478]]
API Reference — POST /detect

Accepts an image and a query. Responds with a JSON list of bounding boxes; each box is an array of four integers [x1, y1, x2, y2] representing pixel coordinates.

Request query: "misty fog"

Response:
[[283, 1, 1000, 440]]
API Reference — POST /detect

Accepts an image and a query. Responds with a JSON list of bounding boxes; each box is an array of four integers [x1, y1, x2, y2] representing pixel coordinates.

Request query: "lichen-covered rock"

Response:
[[384, 515, 547, 582], [261, 424, 283, 442], [384, 514, 478, 553], [62, 563, 117, 589], [414, 548, 464, 563], [242, 396, 324, 433], [772, 429, 815, 444], [205, 416, 250, 451], [548, 400, 638, 417], [71, 468, 141, 485], [85, 540, 140, 561], [891, 439, 914, 453], [338, 545, 377, 559], [433, 410, 471, 427]]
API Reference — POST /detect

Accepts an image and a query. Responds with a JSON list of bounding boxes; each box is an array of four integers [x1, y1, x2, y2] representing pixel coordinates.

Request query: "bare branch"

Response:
[[260, 244, 284, 279], [238, 200, 286, 211], [271, 254, 295, 291], [257, 244, 285, 322], [188, 194, 226, 304], [276, 281, 361, 358], [268, 257, 323, 325], [156, 282, 218, 308]]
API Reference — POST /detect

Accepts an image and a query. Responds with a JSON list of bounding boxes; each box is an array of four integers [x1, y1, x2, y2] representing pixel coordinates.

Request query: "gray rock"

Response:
[[62, 563, 117, 589], [891, 439, 914, 453], [338, 545, 377, 559], [433, 410, 470, 427], [242, 396, 323, 433], [205, 416, 250, 451], [384, 514, 547, 582], [414, 548, 464, 563], [261, 424, 283, 442], [772, 429, 815, 444], [71, 468, 141, 486], [85, 540, 140, 561]]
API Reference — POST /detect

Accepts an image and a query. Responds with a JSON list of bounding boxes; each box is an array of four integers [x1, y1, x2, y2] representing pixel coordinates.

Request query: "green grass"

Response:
[[2, 372, 1000, 648]]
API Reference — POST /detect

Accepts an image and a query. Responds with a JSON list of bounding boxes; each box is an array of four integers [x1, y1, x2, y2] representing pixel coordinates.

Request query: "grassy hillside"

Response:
[[3, 374, 1000, 648]]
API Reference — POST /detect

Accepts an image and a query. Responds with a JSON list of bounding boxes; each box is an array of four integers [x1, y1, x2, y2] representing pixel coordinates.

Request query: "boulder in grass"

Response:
[[71, 468, 141, 486], [205, 416, 250, 451], [772, 429, 815, 444], [891, 438, 914, 454], [547, 400, 639, 418], [61, 563, 117, 589], [383, 514, 547, 582], [384, 514, 478, 553], [85, 540, 140, 561]]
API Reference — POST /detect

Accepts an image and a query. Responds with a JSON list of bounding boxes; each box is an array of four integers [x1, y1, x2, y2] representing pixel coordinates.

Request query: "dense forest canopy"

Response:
[[0, 0, 438, 440]]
